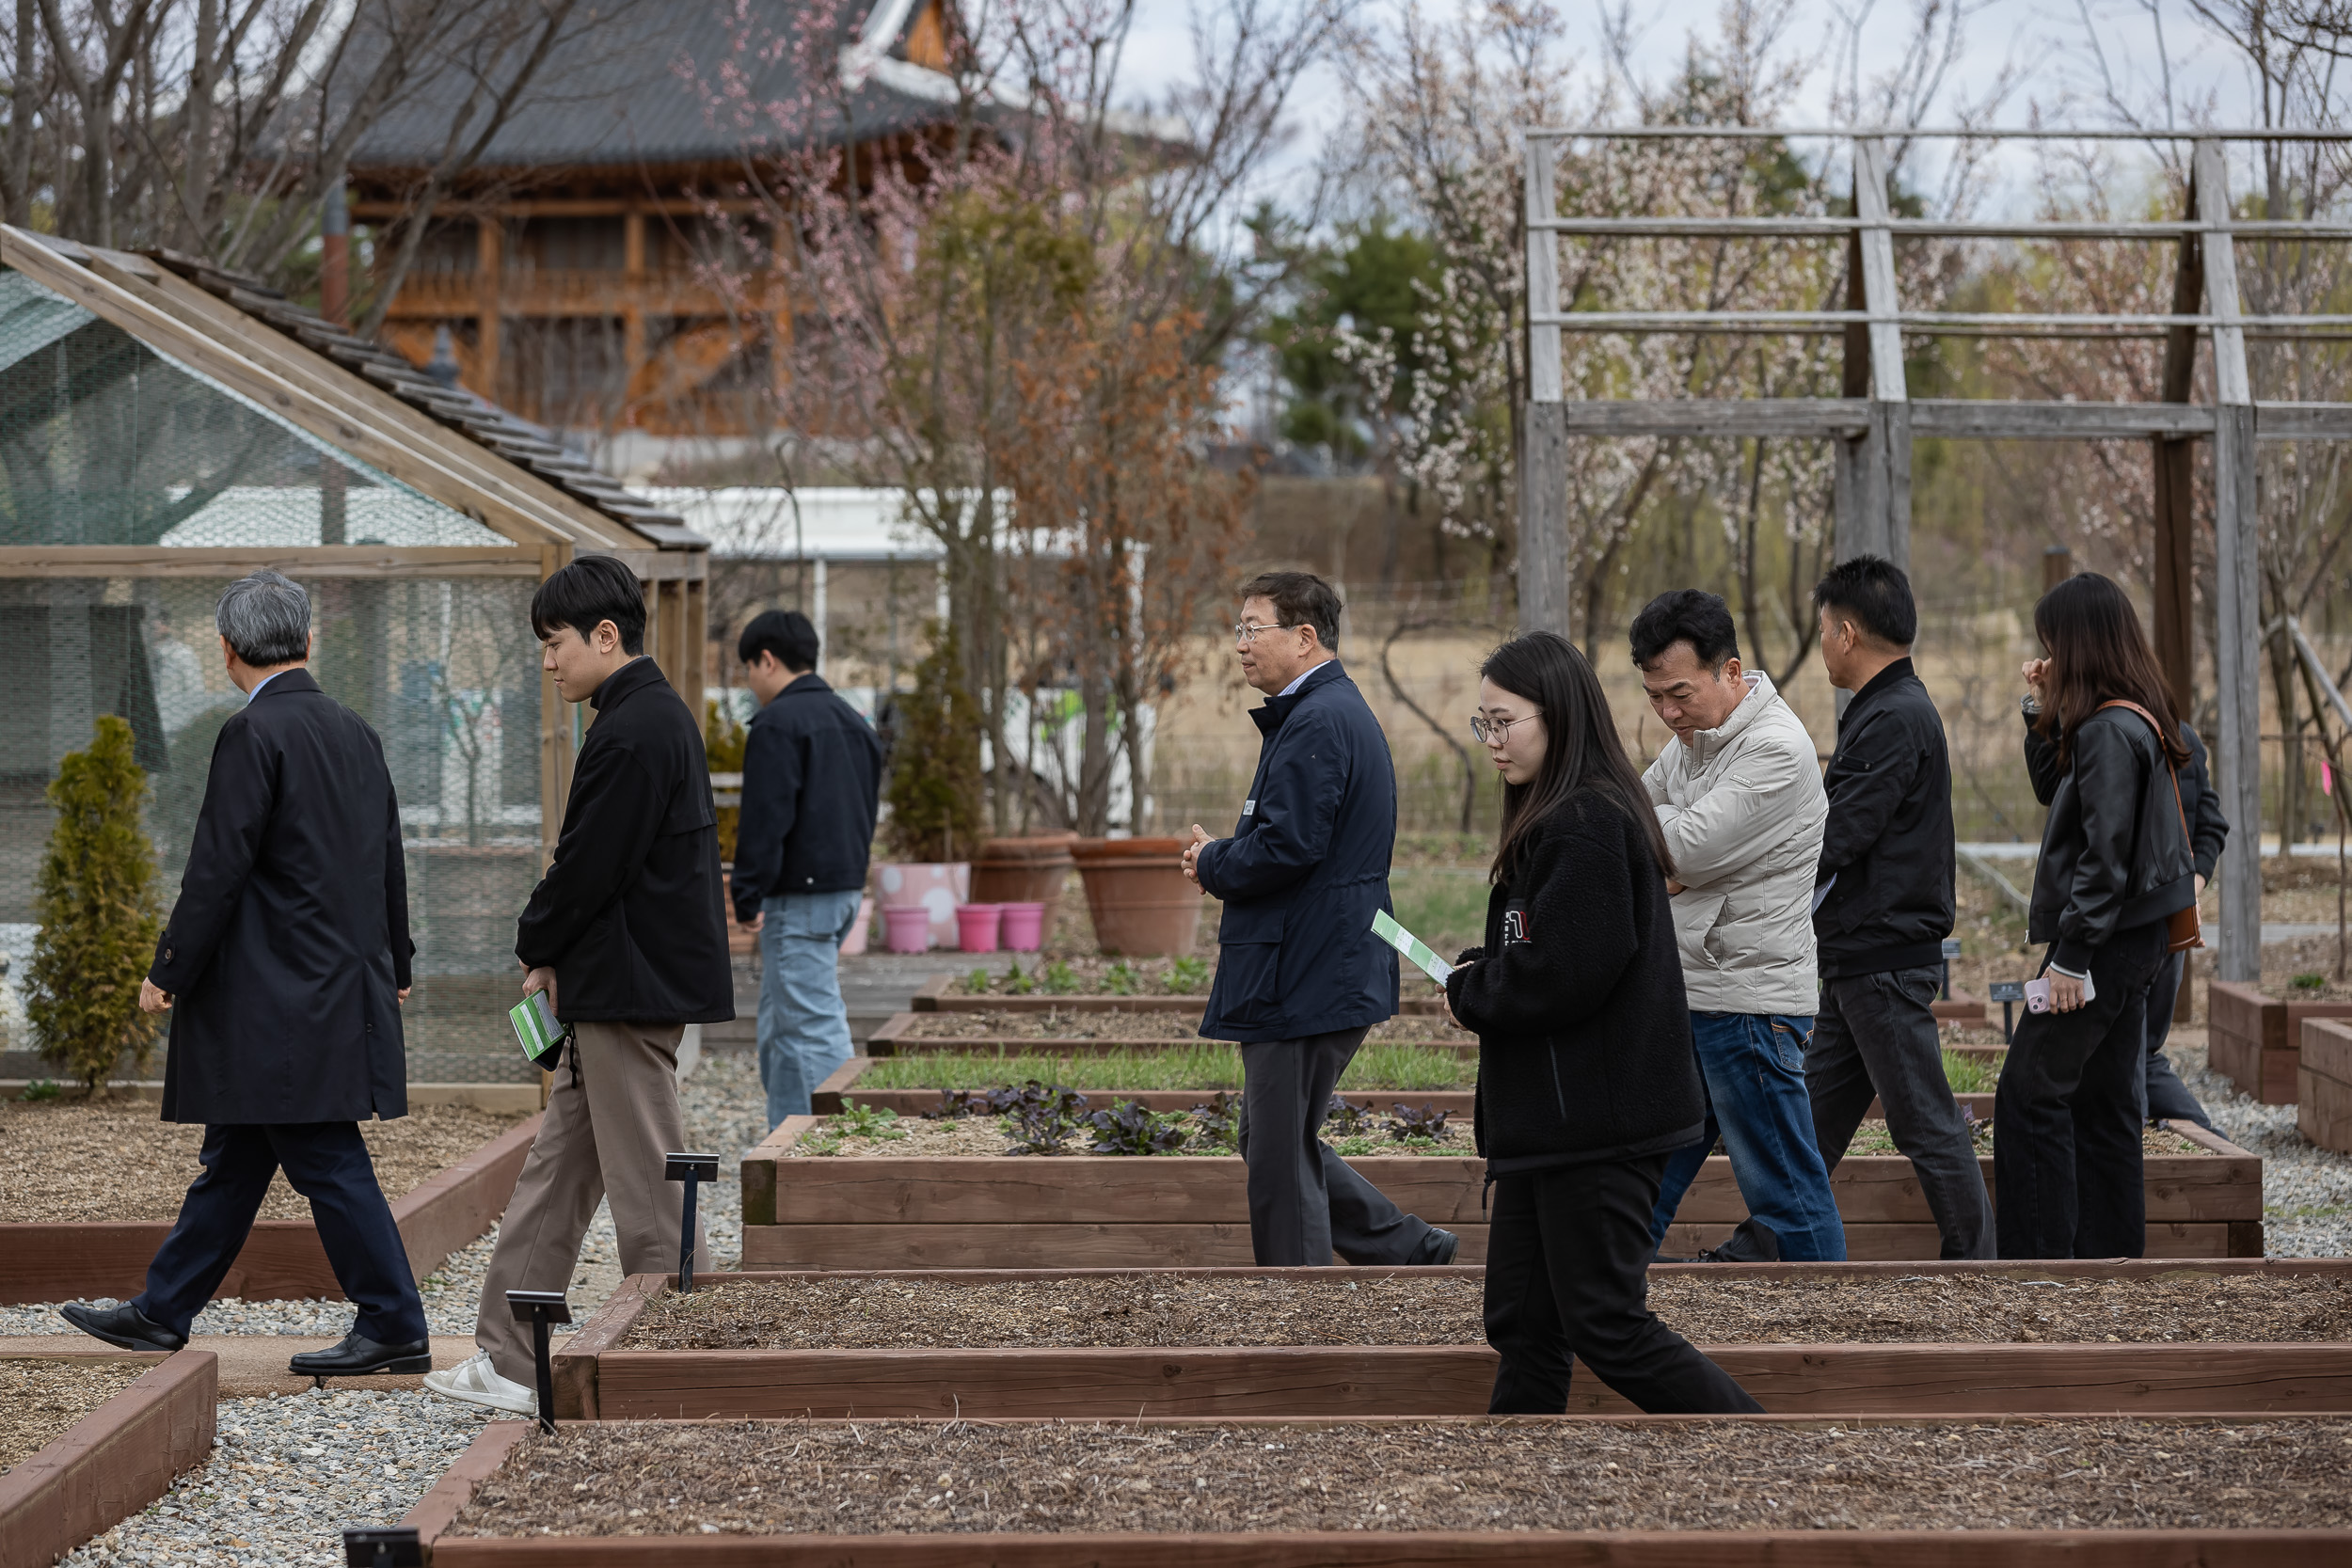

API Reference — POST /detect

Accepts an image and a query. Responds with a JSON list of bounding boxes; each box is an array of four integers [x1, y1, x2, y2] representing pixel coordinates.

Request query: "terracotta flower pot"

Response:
[[1071, 836, 1198, 957], [969, 833, 1078, 926]]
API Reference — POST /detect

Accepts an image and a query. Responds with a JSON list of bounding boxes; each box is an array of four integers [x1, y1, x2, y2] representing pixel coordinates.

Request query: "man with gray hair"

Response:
[[59, 571, 430, 1379]]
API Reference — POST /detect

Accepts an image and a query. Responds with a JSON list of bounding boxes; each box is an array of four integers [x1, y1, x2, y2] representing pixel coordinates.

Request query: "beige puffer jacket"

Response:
[[1641, 672, 1828, 1016]]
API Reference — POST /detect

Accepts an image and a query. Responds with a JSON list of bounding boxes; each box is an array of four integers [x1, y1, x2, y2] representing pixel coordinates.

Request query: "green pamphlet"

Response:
[[509, 990, 568, 1071], [1371, 908, 1454, 985]]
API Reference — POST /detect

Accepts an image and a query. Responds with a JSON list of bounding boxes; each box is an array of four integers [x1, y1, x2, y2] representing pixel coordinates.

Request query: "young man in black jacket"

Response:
[[731, 609, 885, 1128], [426, 555, 733, 1416], [1802, 558, 1994, 1259]]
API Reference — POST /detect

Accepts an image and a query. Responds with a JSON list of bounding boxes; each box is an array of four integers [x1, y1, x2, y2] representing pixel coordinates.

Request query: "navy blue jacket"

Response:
[[731, 673, 885, 917], [1194, 659, 1399, 1043]]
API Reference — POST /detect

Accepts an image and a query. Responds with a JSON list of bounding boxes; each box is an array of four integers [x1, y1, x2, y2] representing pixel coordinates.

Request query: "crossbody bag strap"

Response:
[[2094, 698, 2192, 849]]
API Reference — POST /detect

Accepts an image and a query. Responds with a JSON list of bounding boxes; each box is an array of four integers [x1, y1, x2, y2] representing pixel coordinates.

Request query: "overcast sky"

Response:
[[1118, 0, 2290, 219]]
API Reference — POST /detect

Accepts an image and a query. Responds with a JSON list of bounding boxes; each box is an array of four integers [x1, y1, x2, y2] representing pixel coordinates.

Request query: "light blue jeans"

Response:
[[756, 888, 864, 1130], [1646, 1011, 1849, 1261]]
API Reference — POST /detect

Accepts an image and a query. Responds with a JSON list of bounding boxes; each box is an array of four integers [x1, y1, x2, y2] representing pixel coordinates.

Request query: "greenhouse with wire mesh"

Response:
[[0, 231, 707, 1087]]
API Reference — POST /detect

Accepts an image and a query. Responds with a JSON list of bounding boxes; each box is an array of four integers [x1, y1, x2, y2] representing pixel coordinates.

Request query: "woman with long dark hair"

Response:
[[1999, 573, 2198, 1259], [1443, 632, 1759, 1414]]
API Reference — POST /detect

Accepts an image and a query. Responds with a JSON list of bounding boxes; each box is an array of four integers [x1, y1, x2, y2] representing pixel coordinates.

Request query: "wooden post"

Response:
[[2153, 169, 2204, 721], [1518, 138, 1569, 637], [2042, 545, 2073, 594], [538, 541, 574, 866], [622, 211, 645, 420], [1837, 137, 1912, 573], [320, 183, 350, 328], [475, 216, 503, 399], [2197, 138, 2263, 986]]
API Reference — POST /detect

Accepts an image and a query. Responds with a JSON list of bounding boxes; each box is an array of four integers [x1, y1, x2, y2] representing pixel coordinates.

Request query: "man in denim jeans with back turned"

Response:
[[1632, 590, 1847, 1263], [732, 610, 884, 1129]]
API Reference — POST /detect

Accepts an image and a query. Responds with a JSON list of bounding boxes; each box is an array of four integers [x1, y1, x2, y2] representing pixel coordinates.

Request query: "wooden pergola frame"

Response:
[[0, 227, 710, 848], [1519, 125, 2352, 984]]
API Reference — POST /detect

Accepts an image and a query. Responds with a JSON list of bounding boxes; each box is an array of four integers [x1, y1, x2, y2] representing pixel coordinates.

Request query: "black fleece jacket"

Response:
[[1443, 792, 1706, 1175], [730, 673, 885, 916], [516, 657, 735, 1024], [1813, 657, 1955, 979], [2021, 702, 2198, 974]]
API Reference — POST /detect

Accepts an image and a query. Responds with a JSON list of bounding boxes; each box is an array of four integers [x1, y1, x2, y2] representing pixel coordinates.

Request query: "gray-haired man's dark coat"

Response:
[[149, 669, 413, 1124]]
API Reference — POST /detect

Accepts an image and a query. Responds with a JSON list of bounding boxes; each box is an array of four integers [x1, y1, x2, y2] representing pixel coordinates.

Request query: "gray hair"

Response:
[[215, 571, 311, 667]]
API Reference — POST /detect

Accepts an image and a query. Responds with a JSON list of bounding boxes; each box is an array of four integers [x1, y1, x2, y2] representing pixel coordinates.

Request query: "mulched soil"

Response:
[[904, 1011, 1458, 1043], [967, 957, 1213, 997], [1838, 1121, 2208, 1157], [790, 1112, 1473, 1159], [0, 1358, 145, 1473], [620, 1272, 2352, 1351], [445, 1417, 2352, 1537], [0, 1099, 532, 1222]]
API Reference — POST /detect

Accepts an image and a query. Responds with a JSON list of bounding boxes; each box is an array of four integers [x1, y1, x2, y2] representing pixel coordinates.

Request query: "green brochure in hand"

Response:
[[509, 990, 568, 1071], [1372, 908, 1454, 985]]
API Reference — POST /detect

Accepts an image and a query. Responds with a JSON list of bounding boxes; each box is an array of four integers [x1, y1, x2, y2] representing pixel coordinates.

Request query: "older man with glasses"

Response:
[[1181, 571, 1456, 1268]]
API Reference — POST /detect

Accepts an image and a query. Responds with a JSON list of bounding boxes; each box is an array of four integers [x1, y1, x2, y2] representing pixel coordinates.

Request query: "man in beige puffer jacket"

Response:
[[1629, 590, 1848, 1263]]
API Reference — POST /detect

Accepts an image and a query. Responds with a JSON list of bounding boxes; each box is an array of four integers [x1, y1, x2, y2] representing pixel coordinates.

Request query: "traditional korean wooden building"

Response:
[[342, 0, 961, 438]]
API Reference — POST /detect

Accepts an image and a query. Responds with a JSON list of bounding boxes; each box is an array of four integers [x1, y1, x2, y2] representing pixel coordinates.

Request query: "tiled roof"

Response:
[[342, 0, 959, 175], [145, 248, 699, 546]]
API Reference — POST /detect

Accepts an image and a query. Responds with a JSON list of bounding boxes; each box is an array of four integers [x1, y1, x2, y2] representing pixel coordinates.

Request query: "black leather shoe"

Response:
[[1692, 1217, 1780, 1264], [59, 1302, 185, 1353], [1416, 1227, 1461, 1265], [289, 1333, 432, 1377]]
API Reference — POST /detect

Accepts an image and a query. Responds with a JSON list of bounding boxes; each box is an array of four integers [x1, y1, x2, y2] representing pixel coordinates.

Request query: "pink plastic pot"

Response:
[[882, 903, 933, 954], [998, 901, 1047, 952], [956, 903, 1005, 953]]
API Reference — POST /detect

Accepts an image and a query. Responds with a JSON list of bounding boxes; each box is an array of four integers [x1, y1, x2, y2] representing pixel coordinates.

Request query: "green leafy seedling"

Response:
[[2293, 973, 2328, 993], [1043, 960, 1083, 995], [21, 1079, 60, 1102], [1168, 955, 1211, 993], [1103, 960, 1138, 996], [1004, 958, 1034, 996], [965, 968, 993, 994], [833, 1099, 907, 1140]]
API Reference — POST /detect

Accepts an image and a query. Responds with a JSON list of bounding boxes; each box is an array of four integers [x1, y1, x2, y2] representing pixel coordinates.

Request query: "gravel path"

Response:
[[61, 1388, 494, 1567], [2173, 1039, 2352, 1258]]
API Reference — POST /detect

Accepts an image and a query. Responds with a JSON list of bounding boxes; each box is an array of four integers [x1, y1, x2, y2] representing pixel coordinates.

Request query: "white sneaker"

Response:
[[422, 1351, 536, 1416]]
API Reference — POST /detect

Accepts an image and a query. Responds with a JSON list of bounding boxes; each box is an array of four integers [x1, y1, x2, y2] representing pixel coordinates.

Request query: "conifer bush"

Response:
[[884, 623, 986, 863], [26, 714, 164, 1096]]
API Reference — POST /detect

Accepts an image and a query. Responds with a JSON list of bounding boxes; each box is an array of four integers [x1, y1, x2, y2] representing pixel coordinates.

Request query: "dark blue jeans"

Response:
[[1647, 1012, 1849, 1261], [135, 1121, 427, 1343]]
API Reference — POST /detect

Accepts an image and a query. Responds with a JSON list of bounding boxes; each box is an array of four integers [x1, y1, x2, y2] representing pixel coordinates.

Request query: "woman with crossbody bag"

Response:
[[2000, 573, 2200, 1259]]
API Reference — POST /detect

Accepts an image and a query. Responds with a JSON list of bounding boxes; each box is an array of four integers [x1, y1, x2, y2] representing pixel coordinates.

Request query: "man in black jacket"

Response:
[[60, 572, 430, 1376], [426, 554, 733, 1416], [1182, 571, 1454, 1268], [731, 609, 884, 1128], [1802, 558, 1994, 1259], [2140, 725, 2227, 1128]]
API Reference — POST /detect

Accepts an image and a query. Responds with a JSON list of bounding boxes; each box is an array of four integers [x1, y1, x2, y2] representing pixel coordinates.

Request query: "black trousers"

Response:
[[1485, 1155, 1762, 1414], [1806, 964, 1994, 1259], [135, 1121, 428, 1343], [2140, 950, 2214, 1127], [1237, 1027, 1437, 1267], [1994, 921, 2169, 1259]]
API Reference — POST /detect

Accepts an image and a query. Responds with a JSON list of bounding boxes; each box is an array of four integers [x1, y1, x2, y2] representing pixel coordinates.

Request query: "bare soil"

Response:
[[621, 1272, 2352, 1352], [0, 1100, 532, 1222], [789, 1112, 1474, 1159], [445, 1417, 2352, 1537], [1837, 1121, 2207, 1157], [903, 1011, 1458, 1043], [0, 1358, 145, 1473]]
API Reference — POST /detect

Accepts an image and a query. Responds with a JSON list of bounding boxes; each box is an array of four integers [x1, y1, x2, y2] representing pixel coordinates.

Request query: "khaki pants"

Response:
[[475, 1019, 711, 1385]]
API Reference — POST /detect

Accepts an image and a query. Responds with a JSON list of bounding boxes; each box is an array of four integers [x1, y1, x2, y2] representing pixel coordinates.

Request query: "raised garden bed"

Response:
[[868, 1010, 1482, 1057], [0, 1348, 215, 1566], [411, 1413, 2352, 1562], [741, 1112, 2262, 1267], [546, 1262, 2352, 1421], [812, 1053, 1998, 1122], [2210, 978, 2352, 1104], [0, 1100, 542, 1303], [2305, 1019, 2352, 1156]]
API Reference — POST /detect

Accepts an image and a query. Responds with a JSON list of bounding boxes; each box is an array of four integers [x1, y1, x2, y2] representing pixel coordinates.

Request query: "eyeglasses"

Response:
[[1233, 621, 1295, 642], [1470, 711, 1542, 744]]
